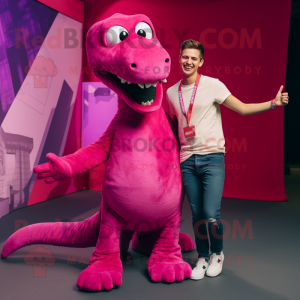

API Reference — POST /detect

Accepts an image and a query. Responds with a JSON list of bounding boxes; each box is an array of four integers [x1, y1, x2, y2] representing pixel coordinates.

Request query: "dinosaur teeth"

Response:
[[117, 76, 158, 89], [142, 82, 158, 88], [141, 99, 154, 106], [158, 79, 167, 84], [117, 76, 127, 84]]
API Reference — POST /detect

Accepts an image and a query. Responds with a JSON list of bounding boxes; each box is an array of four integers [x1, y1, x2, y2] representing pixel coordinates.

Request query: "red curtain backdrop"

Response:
[[83, 0, 291, 201]]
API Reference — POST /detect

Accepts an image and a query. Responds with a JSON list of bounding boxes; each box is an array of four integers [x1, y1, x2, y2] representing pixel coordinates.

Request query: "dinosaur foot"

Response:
[[148, 258, 192, 283], [77, 257, 122, 291]]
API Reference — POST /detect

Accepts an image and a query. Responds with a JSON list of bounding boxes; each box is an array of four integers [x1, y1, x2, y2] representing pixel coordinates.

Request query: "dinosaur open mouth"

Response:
[[97, 70, 166, 106]]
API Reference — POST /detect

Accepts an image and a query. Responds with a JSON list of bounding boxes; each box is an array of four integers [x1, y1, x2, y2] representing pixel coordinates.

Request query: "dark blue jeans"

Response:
[[180, 153, 225, 261]]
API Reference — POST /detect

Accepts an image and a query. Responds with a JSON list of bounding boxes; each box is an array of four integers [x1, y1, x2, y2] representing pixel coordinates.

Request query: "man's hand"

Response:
[[274, 85, 289, 107]]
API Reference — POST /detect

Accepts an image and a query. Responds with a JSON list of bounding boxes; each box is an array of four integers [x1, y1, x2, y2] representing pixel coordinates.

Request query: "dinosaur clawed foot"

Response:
[[148, 259, 192, 283], [77, 258, 122, 291]]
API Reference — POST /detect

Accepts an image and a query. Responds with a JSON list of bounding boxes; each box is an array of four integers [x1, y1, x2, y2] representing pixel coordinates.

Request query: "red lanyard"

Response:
[[178, 73, 201, 125]]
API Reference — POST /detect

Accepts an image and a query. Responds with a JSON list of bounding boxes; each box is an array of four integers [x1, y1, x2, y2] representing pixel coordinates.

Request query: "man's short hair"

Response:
[[180, 39, 204, 60]]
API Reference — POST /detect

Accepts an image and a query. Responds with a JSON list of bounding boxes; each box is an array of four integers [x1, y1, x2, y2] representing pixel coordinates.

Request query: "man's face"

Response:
[[179, 48, 204, 76]]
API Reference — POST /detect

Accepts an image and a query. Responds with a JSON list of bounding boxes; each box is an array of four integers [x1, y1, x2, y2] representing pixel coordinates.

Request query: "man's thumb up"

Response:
[[277, 85, 284, 96]]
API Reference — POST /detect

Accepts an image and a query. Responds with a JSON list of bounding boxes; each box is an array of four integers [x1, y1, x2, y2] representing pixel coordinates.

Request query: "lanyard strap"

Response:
[[178, 73, 201, 125]]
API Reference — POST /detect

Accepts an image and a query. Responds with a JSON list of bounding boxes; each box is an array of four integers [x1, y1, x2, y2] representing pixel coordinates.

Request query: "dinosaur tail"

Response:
[[1, 211, 101, 258]]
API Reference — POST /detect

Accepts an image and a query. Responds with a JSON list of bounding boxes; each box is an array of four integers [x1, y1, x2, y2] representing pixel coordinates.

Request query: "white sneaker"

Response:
[[190, 257, 209, 280], [206, 251, 224, 277]]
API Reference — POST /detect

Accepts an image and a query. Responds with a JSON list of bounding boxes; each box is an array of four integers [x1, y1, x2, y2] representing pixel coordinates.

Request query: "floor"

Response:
[[0, 168, 299, 300]]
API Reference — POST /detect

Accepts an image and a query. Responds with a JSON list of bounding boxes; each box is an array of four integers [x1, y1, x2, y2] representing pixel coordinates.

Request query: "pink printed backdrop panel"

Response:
[[37, 0, 84, 22], [28, 76, 85, 207], [82, 0, 291, 201], [0, 7, 83, 217], [27, 13, 84, 206]]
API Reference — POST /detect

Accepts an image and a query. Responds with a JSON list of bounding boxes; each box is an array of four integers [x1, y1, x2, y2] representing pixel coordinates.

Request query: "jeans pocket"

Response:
[[181, 156, 195, 174]]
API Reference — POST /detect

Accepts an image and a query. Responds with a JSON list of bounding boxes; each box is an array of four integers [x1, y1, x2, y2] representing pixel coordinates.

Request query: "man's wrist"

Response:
[[270, 99, 276, 109]]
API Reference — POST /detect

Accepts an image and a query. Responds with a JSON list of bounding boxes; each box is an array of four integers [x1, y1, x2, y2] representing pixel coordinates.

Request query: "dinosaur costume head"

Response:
[[86, 13, 170, 113]]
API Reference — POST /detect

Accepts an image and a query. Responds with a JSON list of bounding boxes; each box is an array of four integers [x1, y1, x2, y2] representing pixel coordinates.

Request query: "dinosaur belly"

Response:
[[102, 108, 183, 230]]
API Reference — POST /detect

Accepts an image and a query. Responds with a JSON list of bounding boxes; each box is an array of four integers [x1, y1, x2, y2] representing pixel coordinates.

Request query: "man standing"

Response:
[[164, 39, 289, 280]]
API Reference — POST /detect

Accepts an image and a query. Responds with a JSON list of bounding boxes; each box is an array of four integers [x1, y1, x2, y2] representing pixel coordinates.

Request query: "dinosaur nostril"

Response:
[[165, 58, 169, 63], [131, 63, 137, 68]]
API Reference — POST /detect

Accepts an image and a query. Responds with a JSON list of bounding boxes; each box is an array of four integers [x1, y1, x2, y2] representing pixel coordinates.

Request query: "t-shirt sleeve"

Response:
[[214, 78, 231, 104], [163, 90, 175, 116]]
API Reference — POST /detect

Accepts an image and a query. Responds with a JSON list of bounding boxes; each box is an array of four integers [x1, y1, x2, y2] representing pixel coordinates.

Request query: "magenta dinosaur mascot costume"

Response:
[[1, 13, 194, 291]]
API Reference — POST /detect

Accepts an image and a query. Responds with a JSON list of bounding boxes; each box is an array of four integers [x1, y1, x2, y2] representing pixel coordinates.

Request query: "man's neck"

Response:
[[181, 71, 198, 85]]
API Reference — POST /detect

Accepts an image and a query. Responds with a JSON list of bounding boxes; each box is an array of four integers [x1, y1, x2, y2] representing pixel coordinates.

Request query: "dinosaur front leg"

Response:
[[76, 210, 123, 291], [148, 217, 192, 283]]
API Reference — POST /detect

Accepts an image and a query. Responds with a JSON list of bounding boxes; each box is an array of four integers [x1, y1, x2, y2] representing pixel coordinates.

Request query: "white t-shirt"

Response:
[[164, 75, 231, 164]]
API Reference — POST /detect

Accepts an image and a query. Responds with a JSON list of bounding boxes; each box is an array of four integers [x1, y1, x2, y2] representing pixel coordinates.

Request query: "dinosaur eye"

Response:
[[135, 22, 152, 39], [106, 26, 129, 45]]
